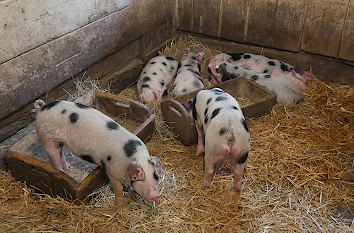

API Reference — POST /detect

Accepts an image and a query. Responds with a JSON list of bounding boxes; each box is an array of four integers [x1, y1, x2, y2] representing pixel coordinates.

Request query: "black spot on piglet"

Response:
[[251, 75, 258, 81], [162, 89, 168, 97], [241, 118, 249, 132], [219, 127, 227, 135], [41, 101, 60, 111], [107, 121, 119, 130], [268, 61, 275, 66], [69, 112, 79, 123], [124, 140, 142, 157], [61, 109, 66, 114], [210, 108, 221, 120], [206, 98, 212, 105], [141, 84, 151, 89], [243, 54, 251, 59], [280, 63, 289, 72], [215, 96, 227, 102], [107, 155, 112, 161], [76, 103, 90, 109], [237, 151, 248, 164], [162, 62, 167, 66], [229, 53, 243, 61], [166, 56, 176, 61], [143, 76, 151, 82], [232, 105, 239, 110]]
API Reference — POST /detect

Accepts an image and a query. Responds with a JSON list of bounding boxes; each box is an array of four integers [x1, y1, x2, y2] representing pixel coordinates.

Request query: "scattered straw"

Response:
[[0, 36, 353, 232]]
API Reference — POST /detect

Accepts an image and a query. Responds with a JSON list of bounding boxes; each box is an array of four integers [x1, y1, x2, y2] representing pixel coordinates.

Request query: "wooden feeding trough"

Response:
[[161, 78, 276, 146], [4, 91, 155, 202]]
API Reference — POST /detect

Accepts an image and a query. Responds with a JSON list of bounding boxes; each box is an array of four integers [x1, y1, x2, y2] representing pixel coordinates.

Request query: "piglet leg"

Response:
[[202, 153, 218, 188], [233, 162, 246, 192], [59, 148, 70, 170], [109, 176, 125, 206], [41, 140, 64, 171], [195, 124, 205, 156]]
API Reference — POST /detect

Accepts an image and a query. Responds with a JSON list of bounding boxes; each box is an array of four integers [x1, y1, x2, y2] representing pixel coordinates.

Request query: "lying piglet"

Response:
[[209, 53, 312, 90], [185, 88, 250, 191], [137, 55, 178, 102], [211, 61, 304, 105], [33, 99, 164, 205], [171, 48, 204, 98]]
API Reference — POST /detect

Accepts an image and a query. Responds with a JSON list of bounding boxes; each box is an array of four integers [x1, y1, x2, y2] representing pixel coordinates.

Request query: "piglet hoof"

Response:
[[62, 163, 70, 171], [114, 196, 126, 207], [202, 179, 211, 189], [233, 182, 241, 192]]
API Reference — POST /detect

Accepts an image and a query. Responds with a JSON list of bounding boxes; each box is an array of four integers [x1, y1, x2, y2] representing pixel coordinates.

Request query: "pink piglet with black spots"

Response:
[[184, 88, 250, 191], [33, 99, 164, 206]]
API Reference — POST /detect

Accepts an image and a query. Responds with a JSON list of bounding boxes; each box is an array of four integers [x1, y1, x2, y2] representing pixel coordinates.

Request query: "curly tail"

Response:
[[32, 99, 45, 113], [223, 125, 235, 154]]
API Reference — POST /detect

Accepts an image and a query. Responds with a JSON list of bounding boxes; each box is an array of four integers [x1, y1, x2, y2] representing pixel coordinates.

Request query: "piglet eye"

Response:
[[153, 172, 159, 181]]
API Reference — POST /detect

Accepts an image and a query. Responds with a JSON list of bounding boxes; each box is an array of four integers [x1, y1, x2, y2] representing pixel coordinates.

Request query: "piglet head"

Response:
[[182, 48, 191, 60], [130, 157, 164, 202]]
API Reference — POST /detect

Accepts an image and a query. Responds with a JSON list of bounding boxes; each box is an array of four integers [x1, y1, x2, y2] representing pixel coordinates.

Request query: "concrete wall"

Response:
[[0, 0, 176, 119]]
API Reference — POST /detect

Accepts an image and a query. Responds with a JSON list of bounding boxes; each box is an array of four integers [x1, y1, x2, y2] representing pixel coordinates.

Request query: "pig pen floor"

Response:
[[0, 38, 353, 232]]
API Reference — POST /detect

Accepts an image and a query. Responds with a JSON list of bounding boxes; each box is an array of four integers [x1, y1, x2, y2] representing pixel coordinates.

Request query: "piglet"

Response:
[[33, 99, 164, 205], [210, 61, 304, 105], [185, 88, 250, 191], [137, 56, 178, 102], [209, 53, 312, 90], [171, 48, 204, 98]]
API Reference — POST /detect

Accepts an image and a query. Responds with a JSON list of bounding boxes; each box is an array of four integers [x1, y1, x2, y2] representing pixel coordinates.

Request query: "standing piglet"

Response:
[[209, 53, 312, 90], [171, 48, 204, 98], [185, 88, 250, 191], [137, 56, 178, 103], [33, 100, 164, 205]]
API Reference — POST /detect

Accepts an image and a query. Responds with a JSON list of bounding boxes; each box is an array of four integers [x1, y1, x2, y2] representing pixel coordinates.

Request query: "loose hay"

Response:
[[1, 36, 353, 232]]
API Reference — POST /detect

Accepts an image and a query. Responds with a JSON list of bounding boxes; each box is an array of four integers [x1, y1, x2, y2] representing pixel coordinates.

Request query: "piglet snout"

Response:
[[148, 187, 159, 201]]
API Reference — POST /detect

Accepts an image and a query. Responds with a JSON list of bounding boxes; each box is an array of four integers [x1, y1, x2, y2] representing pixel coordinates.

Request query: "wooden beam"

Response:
[[338, 0, 354, 61], [301, 0, 349, 57]]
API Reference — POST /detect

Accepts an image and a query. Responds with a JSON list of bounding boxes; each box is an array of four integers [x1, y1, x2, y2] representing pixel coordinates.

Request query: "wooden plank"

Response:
[[0, 40, 141, 142], [246, 0, 277, 47], [270, 0, 307, 51], [177, 0, 194, 31], [192, 0, 221, 37], [140, 21, 174, 56], [182, 34, 354, 86], [219, 0, 248, 42], [301, 0, 349, 57], [339, 0, 354, 61], [0, 1, 173, 120], [0, 0, 132, 63]]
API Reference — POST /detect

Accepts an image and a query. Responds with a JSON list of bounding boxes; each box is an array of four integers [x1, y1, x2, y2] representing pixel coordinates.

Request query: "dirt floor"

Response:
[[0, 37, 353, 232]]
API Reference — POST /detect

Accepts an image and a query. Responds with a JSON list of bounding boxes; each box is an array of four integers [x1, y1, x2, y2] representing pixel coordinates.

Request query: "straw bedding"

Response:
[[0, 36, 353, 232]]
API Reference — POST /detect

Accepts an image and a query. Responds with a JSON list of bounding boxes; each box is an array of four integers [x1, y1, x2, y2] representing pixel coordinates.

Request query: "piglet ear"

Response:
[[183, 48, 191, 60], [125, 162, 145, 181], [196, 52, 205, 63], [148, 157, 164, 176]]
